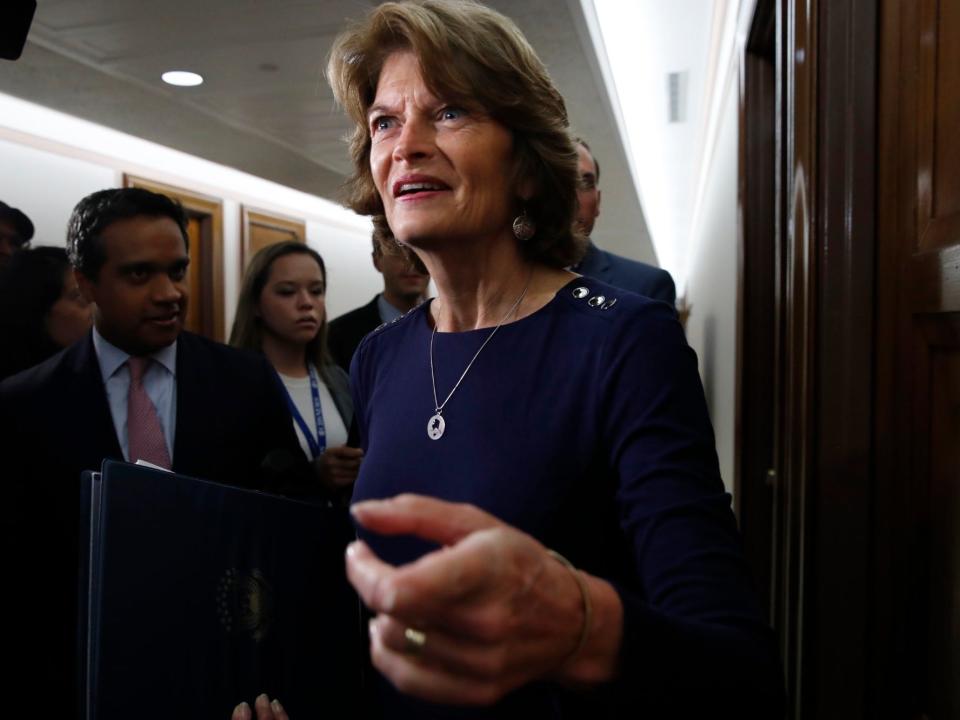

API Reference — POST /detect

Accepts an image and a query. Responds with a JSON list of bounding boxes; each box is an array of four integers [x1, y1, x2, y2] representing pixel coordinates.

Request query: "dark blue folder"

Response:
[[79, 460, 360, 719]]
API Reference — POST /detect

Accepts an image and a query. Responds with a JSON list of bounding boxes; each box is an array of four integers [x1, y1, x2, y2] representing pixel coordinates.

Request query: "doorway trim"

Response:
[[736, 0, 879, 716], [239, 205, 306, 275], [123, 175, 225, 342]]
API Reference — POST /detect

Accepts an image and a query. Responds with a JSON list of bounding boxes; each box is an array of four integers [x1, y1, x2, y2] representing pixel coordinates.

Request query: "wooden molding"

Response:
[[735, 0, 778, 628], [240, 206, 306, 273], [123, 174, 225, 342]]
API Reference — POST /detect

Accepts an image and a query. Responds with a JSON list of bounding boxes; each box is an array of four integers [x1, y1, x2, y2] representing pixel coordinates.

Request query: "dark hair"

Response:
[[371, 223, 388, 259], [0, 201, 35, 247], [66, 187, 189, 279], [327, 0, 585, 268], [371, 221, 430, 275], [575, 137, 600, 183], [0, 246, 72, 378], [229, 241, 335, 379]]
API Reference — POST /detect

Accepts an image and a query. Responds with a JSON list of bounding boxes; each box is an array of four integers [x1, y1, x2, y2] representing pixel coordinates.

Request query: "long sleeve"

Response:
[[597, 303, 783, 715]]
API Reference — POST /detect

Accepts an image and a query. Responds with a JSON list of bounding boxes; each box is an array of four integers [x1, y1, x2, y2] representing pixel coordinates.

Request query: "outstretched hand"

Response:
[[346, 494, 622, 706]]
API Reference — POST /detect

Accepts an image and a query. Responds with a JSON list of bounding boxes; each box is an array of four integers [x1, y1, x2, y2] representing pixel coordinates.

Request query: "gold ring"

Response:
[[403, 626, 427, 655]]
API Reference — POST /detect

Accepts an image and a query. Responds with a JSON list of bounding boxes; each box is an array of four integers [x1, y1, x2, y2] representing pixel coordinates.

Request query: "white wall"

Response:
[[683, 74, 739, 495], [0, 138, 117, 247], [0, 93, 379, 330], [307, 218, 379, 320]]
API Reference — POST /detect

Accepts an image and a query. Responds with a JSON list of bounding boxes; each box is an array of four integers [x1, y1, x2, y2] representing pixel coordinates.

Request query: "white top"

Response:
[[92, 327, 177, 462], [278, 366, 348, 459]]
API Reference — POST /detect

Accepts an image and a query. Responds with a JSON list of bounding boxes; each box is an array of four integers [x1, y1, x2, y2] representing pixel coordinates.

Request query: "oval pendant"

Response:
[[427, 413, 445, 440]]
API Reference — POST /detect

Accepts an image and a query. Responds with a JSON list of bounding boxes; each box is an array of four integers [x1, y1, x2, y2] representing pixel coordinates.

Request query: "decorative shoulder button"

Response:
[[587, 295, 606, 307], [601, 298, 618, 310]]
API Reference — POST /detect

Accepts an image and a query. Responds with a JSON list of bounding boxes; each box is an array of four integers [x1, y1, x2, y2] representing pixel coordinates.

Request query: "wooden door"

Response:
[[738, 0, 879, 716], [184, 216, 203, 335], [240, 207, 305, 273], [736, 0, 778, 626], [124, 175, 225, 342], [876, 0, 960, 716], [738, 0, 960, 715]]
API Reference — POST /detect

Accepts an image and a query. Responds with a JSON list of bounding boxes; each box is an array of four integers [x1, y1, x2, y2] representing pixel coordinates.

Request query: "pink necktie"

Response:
[[127, 356, 172, 469]]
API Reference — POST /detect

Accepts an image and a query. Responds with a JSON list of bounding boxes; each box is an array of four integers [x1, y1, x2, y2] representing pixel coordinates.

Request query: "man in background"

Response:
[[328, 225, 430, 372], [0, 199, 33, 267], [0, 187, 305, 716], [573, 138, 676, 305]]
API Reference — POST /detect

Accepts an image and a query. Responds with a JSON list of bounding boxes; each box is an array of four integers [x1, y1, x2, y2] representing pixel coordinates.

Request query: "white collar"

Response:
[[92, 327, 178, 382]]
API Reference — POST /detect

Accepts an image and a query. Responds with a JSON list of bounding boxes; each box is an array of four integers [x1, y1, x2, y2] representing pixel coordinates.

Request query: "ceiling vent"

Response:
[[666, 71, 688, 123]]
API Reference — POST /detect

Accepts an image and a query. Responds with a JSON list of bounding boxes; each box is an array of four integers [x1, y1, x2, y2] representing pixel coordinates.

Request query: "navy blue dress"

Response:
[[350, 278, 783, 718]]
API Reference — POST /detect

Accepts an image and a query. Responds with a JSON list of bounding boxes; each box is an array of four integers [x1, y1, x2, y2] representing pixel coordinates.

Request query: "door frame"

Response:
[[736, 0, 879, 716], [735, 0, 778, 624], [239, 205, 306, 275], [123, 175, 225, 342]]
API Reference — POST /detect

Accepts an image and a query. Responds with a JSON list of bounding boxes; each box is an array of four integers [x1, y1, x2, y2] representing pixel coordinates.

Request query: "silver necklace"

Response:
[[427, 276, 531, 440]]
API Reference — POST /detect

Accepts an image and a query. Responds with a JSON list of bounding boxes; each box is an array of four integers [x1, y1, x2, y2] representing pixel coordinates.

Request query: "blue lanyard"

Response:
[[281, 364, 327, 459]]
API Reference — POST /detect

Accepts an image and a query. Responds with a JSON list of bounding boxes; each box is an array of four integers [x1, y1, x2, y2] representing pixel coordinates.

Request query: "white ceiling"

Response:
[[0, 0, 659, 265]]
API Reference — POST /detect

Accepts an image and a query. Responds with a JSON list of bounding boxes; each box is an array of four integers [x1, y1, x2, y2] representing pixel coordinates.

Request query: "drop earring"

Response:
[[512, 209, 536, 242]]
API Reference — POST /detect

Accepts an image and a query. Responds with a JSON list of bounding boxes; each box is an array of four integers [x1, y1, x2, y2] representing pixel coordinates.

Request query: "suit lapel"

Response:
[[67, 333, 123, 461], [364, 295, 382, 327], [594, 245, 612, 279], [353, 296, 386, 354], [579, 241, 610, 279], [171, 333, 200, 470]]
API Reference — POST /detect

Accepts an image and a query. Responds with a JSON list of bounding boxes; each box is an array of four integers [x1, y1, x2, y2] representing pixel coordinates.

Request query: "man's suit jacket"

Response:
[[327, 295, 382, 373], [576, 240, 677, 305], [0, 330, 306, 716]]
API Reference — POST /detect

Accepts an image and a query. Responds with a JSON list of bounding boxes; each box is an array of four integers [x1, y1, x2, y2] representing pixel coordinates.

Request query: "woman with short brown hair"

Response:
[[328, 0, 584, 270], [237, 1, 782, 718]]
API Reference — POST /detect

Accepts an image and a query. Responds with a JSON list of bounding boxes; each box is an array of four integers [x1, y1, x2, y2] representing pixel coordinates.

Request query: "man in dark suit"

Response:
[[573, 139, 677, 305], [0, 187, 306, 716], [327, 226, 429, 372]]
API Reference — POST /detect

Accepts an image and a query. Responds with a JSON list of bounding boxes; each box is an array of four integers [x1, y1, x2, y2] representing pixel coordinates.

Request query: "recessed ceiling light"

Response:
[[161, 71, 203, 87]]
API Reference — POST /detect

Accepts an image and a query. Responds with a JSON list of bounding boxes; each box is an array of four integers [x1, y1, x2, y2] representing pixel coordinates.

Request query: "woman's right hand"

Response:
[[233, 694, 288, 720], [346, 495, 624, 706], [314, 444, 363, 491]]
